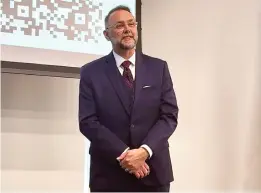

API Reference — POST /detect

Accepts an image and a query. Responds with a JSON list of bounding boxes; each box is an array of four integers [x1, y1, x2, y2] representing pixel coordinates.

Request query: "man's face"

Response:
[[104, 10, 138, 50]]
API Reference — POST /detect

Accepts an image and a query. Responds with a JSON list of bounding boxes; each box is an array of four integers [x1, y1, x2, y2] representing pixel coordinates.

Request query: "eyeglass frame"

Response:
[[105, 20, 138, 31]]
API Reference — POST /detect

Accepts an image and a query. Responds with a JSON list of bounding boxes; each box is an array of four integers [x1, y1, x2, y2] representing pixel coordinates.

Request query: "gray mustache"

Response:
[[122, 36, 134, 40]]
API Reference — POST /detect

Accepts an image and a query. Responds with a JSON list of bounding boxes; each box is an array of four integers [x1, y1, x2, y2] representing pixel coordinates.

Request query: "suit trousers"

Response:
[[90, 183, 170, 192]]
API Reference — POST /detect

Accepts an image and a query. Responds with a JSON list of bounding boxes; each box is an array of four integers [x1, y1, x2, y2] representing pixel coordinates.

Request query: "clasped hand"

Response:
[[117, 148, 150, 179]]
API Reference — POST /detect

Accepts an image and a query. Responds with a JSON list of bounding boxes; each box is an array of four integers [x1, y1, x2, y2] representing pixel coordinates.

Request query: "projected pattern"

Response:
[[1, 0, 103, 43]]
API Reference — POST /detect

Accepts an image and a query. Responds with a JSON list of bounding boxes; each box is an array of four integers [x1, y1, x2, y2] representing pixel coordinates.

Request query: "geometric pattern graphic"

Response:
[[1, 0, 103, 43]]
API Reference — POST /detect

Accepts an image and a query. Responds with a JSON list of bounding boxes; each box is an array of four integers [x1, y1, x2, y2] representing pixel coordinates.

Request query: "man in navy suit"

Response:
[[79, 5, 179, 192]]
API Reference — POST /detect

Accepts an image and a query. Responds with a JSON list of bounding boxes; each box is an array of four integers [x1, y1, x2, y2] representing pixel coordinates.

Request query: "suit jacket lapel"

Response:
[[105, 52, 131, 116], [133, 52, 147, 110]]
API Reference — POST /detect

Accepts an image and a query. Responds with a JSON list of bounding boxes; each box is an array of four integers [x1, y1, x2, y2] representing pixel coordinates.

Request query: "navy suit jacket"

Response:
[[79, 51, 179, 189]]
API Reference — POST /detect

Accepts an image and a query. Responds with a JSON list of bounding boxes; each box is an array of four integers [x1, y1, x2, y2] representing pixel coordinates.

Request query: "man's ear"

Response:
[[103, 30, 110, 41]]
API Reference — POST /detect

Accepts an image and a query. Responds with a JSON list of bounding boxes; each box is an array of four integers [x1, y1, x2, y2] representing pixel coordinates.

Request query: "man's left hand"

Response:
[[119, 148, 149, 171]]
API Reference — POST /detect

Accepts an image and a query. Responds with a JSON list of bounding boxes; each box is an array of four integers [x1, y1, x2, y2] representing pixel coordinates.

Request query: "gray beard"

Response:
[[119, 39, 137, 50]]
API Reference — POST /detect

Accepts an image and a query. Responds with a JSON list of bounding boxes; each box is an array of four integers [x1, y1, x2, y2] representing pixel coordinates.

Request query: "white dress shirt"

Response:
[[113, 51, 153, 158]]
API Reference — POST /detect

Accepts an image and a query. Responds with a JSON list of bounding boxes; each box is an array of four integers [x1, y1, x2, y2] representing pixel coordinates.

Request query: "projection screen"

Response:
[[1, 0, 140, 68]]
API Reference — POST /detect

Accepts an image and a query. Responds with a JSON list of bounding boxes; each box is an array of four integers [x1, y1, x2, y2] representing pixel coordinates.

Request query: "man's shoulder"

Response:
[[81, 55, 107, 70], [80, 55, 107, 75], [141, 52, 166, 64]]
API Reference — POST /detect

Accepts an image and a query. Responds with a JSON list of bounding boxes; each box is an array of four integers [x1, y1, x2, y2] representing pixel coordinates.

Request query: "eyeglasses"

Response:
[[106, 21, 138, 31]]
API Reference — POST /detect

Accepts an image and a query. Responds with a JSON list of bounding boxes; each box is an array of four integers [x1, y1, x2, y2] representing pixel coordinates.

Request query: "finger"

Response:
[[118, 150, 135, 162], [134, 171, 140, 179], [117, 151, 128, 161], [135, 168, 145, 179], [137, 170, 144, 179], [141, 166, 148, 177], [144, 163, 150, 171], [142, 165, 148, 174]]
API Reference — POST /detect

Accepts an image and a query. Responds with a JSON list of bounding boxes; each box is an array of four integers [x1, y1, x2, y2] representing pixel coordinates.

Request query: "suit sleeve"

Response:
[[142, 61, 179, 156], [78, 67, 128, 162]]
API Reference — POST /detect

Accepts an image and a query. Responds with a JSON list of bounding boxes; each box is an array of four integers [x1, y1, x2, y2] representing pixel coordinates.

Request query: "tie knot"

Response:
[[121, 60, 131, 69]]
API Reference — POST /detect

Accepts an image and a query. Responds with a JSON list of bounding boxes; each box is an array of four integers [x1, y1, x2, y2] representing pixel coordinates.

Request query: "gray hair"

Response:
[[104, 5, 132, 27]]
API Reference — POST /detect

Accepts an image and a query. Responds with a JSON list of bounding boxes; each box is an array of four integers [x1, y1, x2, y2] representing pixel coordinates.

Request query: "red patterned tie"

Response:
[[121, 60, 134, 89]]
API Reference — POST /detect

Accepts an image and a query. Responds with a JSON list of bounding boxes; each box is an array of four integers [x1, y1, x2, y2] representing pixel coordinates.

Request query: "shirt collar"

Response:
[[112, 50, 136, 68]]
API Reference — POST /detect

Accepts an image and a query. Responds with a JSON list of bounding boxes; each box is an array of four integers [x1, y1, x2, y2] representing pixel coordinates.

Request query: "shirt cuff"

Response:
[[117, 147, 129, 161], [123, 147, 130, 154], [140, 144, 153, 158]]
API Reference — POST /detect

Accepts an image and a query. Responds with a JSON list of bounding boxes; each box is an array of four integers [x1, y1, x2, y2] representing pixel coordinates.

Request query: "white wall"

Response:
[[1, 73, 85, 192], [142, 0, 261, 191]]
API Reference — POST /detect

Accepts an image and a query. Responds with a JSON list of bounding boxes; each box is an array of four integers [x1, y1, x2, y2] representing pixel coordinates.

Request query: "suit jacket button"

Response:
[[131, 124, 135, 128]]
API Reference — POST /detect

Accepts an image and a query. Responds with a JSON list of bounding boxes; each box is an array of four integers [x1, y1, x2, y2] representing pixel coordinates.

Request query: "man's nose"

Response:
[[123, 23, 131, 30], [123, 26, 131, 34], [123, 28, 131, 34]]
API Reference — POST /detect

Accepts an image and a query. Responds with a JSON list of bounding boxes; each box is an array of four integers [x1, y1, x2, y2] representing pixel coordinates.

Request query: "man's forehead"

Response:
[[108, 10, 135, 23]]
